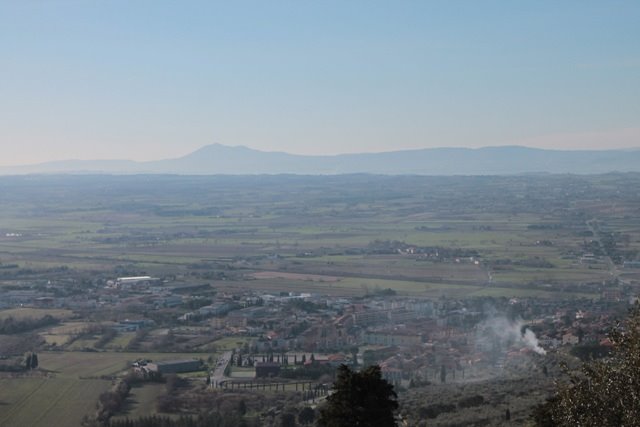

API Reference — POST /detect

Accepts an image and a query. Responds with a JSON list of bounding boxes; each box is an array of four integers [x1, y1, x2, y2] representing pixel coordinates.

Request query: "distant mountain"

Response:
[[2, 144, 640, 175]]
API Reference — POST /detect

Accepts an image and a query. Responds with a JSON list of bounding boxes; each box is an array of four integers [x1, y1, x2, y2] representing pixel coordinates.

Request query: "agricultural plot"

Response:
[[105, 332, 137, 349], [39, 351, 213, 378], [210, 337, 253, 351], [0, 377, 108, 427], [1, 172, 630, 300], [110, 383, 167, 422], [0, 350, 216, 427]]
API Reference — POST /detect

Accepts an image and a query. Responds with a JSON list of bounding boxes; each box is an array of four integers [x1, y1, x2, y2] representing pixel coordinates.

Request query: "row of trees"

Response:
[[0, 314, 58, 334], [103, 365, 396, 427], [0, 352, 39, 372], [108, 412, 250, 427], [24, 352, 38, 369]]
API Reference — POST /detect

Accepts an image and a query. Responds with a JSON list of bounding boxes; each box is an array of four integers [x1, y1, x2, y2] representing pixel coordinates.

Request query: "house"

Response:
[[326, 353, 348, 366], [156, 295, 183, 308], [353, 309, 390, 327], [601, 289, 622, 303], [198, 303, 236, 317], [363, 331, 423, 347], [114, 319, 154, 332], [114, 276, 160, 290]]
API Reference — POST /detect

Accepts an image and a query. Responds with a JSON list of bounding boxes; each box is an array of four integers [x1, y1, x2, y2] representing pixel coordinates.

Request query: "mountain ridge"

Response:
[[2, 144, 640, 176]]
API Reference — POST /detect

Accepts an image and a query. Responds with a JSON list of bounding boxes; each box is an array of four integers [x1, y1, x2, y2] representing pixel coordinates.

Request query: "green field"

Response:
[[2, 174, 635, 299], [39, 351, 213, 378], [110, 383, 167, 422], [0, 350, 214, 427], [0, 377, 109, 427], [211, 336, 253, 351]]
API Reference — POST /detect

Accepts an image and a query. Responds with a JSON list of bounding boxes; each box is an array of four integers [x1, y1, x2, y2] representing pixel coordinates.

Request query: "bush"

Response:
[[419, 403, 456, 419], [458, 395, 485, 409]]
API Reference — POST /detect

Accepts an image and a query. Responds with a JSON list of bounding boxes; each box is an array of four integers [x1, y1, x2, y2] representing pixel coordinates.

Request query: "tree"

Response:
[[534, 304, 640, 426], [280, 412, 296, 427], [238, 399, 247, 416], [349, 346, 359, 367], [317, 364, 398, 427], [298, 407, 315, 425], [31, 352, 38, 369], [24, 353, 32, 370]]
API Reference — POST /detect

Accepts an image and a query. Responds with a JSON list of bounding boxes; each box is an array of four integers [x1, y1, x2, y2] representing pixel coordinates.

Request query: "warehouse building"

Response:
[[146, 359, 202, 374]]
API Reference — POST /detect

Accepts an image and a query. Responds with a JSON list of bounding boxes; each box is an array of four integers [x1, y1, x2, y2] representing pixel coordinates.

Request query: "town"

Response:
[[1, 270, 635, 425]]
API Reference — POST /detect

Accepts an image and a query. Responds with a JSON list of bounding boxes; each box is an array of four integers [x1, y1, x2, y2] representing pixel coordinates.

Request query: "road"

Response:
[[211, 350, 233, 388], [586, 219, 625, 285]]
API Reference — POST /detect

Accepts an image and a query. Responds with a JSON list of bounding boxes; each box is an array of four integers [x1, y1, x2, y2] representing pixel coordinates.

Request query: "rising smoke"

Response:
[[522, 327, 546, 355], [478, 316, 546, 356]]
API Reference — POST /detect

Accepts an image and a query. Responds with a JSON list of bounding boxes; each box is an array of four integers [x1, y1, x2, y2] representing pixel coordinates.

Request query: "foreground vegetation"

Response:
[[534, 305, 640, 426]]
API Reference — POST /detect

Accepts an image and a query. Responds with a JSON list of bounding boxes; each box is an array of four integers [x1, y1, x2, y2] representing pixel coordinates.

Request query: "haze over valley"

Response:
[[2, 1, 640, 426], [3, 144, 640, 175]]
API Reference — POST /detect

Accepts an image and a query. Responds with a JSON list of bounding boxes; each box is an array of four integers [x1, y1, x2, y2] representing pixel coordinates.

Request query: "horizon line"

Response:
[[3, 143, 640, 169]]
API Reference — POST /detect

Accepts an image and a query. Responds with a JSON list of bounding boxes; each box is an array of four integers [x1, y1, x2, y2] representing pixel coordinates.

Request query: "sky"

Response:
[[1, 1, 639, 166]]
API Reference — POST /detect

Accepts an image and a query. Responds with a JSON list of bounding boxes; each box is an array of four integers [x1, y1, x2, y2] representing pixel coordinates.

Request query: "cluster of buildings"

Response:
[[1, 271, 634, 386]]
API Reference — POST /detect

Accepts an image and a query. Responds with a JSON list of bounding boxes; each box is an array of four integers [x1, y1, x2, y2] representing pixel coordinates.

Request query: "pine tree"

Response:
[[24, 353, 32, 370], [317, 364, 398, 427], [238, 399, 247, 416]]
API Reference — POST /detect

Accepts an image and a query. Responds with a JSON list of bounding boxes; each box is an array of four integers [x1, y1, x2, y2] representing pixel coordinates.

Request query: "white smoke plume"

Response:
[[522, 327, 546, 355], [477, 317, 546, 356]]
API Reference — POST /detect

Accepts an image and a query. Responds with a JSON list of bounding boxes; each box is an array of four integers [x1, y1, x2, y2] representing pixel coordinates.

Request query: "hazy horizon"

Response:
[[4, 142, 640, 169], [1, 1, 639, 166]]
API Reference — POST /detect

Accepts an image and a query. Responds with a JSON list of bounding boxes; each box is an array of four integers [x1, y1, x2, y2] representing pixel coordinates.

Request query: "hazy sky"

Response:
[[1, 1, 639, 166]]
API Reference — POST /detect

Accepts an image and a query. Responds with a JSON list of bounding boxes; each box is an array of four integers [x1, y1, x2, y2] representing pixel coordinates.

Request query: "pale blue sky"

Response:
[[1, 1, 639, 165]]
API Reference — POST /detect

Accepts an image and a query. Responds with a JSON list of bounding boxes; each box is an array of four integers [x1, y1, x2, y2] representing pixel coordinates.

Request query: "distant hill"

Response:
[[2, 144, 640, 175]]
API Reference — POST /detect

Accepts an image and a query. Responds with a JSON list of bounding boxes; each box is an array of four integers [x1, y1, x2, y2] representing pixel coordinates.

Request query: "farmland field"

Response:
[[38, 351, 213, 378], [0, 351, 214, 427], [2, 174, 633, 300], [110, 383, 167, 422], [0, 377, 109, 427]]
